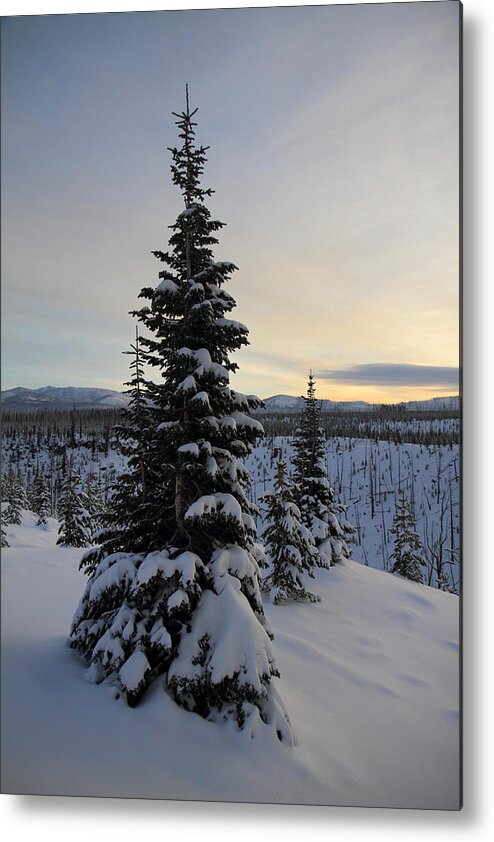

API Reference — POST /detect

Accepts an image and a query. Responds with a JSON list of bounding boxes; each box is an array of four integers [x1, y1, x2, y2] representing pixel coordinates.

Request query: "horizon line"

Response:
[[1, 382, 460, 407]]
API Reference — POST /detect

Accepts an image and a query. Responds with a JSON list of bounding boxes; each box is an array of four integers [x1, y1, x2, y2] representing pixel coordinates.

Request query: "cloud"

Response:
[[1, 7, 459, 395], [316, 363, 459, 388]]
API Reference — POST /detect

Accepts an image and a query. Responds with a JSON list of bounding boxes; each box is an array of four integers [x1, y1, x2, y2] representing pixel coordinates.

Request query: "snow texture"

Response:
[[1, 511, 459, 808]]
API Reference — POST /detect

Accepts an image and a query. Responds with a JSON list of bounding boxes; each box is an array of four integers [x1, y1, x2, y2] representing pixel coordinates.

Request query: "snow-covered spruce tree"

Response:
[[0, 472, 9, 503], [1, 476, 10, 545], [263, 458, 319, 605], [2, 497, 22, 526], [29, 473, 42, 514], [437, 571, 452, 592], [292, 372, 353, 567], [31, 474, 52, 527], [82, 475, 105, 540], [79, 326, 157, 573], [389, 492, 426, 584], [57, 458, 91, 548], [2, 473, 27, 526], [69, 90, 291, 741]]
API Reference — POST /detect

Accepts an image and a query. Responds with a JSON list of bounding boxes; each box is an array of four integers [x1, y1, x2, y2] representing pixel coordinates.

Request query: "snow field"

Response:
[[1, 512, 459, 808]]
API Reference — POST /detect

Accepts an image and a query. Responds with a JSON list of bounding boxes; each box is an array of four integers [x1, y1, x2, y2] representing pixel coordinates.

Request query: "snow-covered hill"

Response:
[[262, 395, 371, 413], [1, 512, 460, 808], [261, 394, 460, 413], [0, 386, 459, 414], [0, 386, 129, 411]]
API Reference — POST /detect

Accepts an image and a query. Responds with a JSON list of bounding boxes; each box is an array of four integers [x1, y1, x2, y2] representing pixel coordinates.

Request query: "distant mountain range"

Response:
[[1, 386, 460, 413], [0, 386, 129, 411], [261, 394, 460, 413]]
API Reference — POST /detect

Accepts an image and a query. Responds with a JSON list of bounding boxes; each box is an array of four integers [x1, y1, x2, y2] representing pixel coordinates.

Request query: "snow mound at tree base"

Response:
[[1, 513, 460, 809]]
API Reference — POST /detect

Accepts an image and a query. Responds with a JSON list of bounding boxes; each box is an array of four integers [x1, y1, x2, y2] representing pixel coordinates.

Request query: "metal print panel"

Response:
[[1, 1, 461, 809]]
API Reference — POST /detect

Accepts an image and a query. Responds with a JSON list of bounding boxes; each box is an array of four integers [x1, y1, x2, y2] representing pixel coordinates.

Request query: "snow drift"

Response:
[[1, 512, 460, 809]]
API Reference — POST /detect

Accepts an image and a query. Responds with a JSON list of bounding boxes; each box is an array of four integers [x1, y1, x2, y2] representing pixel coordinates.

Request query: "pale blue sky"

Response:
[[1, 2, 460, 401]]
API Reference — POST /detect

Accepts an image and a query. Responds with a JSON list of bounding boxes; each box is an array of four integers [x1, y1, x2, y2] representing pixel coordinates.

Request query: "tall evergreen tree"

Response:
[[389, 492, 426, 583], [70, 90, 291, 741], [57, 458, 91, 547], [263, 458, 319, 605], [293, 373, 353, 567]]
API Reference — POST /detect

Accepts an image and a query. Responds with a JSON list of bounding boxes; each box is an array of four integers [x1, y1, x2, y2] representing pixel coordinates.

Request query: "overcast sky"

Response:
[[1, 2, 460, 402]]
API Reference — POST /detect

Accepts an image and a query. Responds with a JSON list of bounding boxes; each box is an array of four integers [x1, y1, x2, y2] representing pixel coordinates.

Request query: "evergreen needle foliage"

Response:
[[389, 492, 426, 583], [69, 90, 292, 742], [31, 474, 52, 527], [293, 373, 354, 567], [263, 458, 320, 605], [57, 457, 91, 548], [2, 470, 27, 526]]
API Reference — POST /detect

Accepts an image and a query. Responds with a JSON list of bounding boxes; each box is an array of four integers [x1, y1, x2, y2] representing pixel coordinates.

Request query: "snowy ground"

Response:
[[1, 513, 460, 809]]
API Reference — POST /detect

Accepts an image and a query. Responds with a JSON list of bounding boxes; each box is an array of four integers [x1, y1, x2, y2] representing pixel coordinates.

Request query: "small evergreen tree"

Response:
[[80, 327, 155, 572], [81, 474, 105, 540], [2, 498, 22, 526], [389, 493, 426, 583], [293, 373, 353, 567], [37, 481, 52, 528], [69, 90, 291, 742], [437, 570, 454, 592], [57, 458, 91, 547], [1, 526, 8, 547], [15, 472, 29, 510], [263, 458, 319, 605], [29, 473, 42, 514], [3, 473, 27, 526], [31, 474, 52, 527], [0, 472, 9, 503]]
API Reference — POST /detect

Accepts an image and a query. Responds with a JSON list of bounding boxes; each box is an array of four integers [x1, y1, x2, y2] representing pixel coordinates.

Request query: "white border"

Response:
[[0, 0, 470, 16]]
